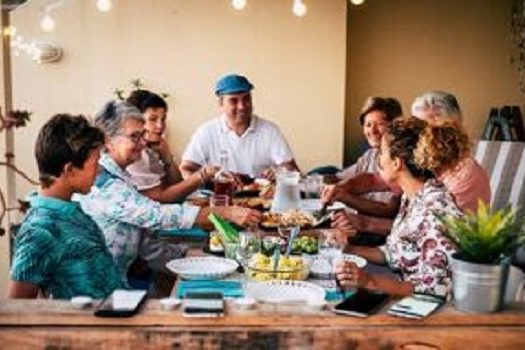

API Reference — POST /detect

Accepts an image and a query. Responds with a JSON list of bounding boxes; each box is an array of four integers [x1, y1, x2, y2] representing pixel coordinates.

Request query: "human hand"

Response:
[[201, 165, 220, 182], [221, 206, 262, 227], [335, 260, 369, 289], [336, 210, 367, 232], [321, 184, 346, 204], [330, 211, 357, 244]]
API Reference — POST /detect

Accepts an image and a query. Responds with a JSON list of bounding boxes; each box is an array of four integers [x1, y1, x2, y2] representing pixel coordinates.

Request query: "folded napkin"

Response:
[[174, 280, 244, 298], [309, 279, 355, 301], [157, 228, 209, 238]]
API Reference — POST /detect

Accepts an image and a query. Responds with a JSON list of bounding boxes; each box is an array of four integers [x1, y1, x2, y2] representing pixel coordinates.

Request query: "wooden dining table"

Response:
[[2, 229, 525, 349], [1, 297, 525, 349]]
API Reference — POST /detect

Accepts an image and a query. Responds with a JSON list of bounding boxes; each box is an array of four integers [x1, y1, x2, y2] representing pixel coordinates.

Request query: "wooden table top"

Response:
[[1, 298, 524, 328]]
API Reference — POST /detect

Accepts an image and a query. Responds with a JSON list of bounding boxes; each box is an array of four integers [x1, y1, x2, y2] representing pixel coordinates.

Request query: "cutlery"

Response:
[[284, 226, 300, 257]]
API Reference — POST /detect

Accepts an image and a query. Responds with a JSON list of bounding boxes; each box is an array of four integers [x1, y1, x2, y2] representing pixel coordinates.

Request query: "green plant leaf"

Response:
[[437, 200, 524, 264]]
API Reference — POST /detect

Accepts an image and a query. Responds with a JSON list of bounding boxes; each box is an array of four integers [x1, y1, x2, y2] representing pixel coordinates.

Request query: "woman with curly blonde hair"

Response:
[[335, 117, 465, 298]]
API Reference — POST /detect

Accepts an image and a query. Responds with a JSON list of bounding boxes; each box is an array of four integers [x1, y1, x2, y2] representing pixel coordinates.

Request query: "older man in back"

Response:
[[180, 74, 299, 179]]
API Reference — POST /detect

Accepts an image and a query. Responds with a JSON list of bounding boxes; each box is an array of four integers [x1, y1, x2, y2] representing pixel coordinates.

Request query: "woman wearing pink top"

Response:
[[327, 91, 491, 242], [411, 91, 491, 212]]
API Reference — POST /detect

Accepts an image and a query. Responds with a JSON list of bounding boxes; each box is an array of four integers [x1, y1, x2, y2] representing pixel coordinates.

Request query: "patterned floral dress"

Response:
[[379, 179, 463, 297]]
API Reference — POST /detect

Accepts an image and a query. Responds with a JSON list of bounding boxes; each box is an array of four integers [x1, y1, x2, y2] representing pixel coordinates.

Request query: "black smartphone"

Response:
[[183, 291, 224, 317], [94, 289, 148, 318], [333, 289, 390, 317]]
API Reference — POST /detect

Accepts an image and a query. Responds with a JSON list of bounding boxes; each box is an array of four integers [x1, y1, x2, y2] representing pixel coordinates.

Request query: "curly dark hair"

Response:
[[35, 114, 105, 188], [126, 89, 168, 113], [384, 117, 470, 180]]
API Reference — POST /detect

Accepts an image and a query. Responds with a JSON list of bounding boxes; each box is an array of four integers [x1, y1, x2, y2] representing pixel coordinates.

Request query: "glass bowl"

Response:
[[244, 253, 312, 281]]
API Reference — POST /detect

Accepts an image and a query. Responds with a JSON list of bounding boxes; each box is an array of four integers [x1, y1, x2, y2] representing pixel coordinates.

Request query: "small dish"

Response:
[[307, 299, 327, 310], [160, 297, 182, 311], [234, 297, 256, 310], [70, 296, 93, 309]]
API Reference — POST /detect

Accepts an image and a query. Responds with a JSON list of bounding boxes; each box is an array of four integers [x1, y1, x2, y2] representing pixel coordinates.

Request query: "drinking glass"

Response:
[[236, 231, 260, 265], [318, 230, 343, 277], [210, 194, 230, 207], [304, 174, 324, 199]]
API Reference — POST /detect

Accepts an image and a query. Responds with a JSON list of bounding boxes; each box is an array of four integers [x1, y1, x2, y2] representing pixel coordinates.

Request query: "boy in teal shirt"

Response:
[[8, 114, 122, 299]]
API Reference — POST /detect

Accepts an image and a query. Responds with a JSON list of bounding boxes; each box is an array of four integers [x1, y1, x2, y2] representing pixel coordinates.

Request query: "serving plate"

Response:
[[166, 257, 238, 280], [247, 280, 325, 304]]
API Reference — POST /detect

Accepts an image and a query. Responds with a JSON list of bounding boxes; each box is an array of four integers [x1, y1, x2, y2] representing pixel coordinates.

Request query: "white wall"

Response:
[[345, 0, 523, 163], [0, 0, 348, 294]]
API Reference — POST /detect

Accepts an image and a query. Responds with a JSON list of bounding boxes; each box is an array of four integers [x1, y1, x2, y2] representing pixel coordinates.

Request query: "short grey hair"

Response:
[[94, 100, 144, 137], [411, 91, 462, 120]]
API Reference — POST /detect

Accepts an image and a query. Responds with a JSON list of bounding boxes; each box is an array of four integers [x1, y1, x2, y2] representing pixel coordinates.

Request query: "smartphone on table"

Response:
[[183, 292, 225, 317], [94, 289, 148, 318], [333, 288, 390, 317]]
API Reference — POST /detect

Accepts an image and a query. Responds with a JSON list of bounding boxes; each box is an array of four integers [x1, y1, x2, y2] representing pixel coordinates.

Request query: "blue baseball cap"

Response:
[[215, 74, 254, 96]]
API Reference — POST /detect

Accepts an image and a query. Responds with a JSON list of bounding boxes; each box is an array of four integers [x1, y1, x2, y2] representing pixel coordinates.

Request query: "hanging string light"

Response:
[[292, 0, 307, 17], [40, 12, 56, 32], [96, 0, 113, 12], [231, 0, 247, 11]]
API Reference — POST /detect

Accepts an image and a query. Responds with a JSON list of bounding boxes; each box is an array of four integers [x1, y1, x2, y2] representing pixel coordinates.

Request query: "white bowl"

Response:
[[70, 296, 93, 309], [247, 280, 326, 304], [234, 297, 257, 310], [160, 297, 182, 311], [166, 256, 238, 280], [307, 299, 327, 310]]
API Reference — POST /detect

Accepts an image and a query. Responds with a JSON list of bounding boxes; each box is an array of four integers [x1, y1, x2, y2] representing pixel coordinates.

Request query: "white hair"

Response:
[[411, 91, 462, 120], [94, 100, 144, 137]]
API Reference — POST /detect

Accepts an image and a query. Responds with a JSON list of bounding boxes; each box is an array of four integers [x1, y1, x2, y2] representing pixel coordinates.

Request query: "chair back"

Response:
[[474, 141, 525, 217]]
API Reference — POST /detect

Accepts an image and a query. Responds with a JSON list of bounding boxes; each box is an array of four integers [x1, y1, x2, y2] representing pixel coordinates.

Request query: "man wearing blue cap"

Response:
[[180, 74, 299, 178]]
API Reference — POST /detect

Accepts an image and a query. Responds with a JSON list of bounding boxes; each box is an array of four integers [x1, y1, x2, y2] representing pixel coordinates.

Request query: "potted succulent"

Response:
[[440, 201, 525, 313]]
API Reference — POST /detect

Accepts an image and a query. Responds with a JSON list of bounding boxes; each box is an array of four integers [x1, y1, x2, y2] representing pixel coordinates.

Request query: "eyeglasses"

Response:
[[116, 129, 147, 143]]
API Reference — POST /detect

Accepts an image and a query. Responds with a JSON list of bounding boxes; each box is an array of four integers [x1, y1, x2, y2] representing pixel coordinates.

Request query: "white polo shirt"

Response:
[[182, 114, 294, 176]]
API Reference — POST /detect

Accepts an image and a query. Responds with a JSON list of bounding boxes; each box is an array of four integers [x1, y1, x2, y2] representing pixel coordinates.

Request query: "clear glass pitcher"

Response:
[[271, 170, 301, 212]]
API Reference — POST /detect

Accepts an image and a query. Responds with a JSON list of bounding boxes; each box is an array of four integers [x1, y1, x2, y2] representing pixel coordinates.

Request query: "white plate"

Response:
[[309, 254, 367, 279], [166, 257, 238, 280], [299, 199, 347, 212], [247, 280, 325, 304], [254, 178, 271, 187]]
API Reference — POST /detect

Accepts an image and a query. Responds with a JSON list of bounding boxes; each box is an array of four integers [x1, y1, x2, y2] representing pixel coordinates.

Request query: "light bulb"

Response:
[[96, 0, 113, 12], [293, 0, 307, 17], [232, 0, 247, 10], [3, 25, 16, 37], [350, 0, 365, 5], [40, 14, 56, 32]]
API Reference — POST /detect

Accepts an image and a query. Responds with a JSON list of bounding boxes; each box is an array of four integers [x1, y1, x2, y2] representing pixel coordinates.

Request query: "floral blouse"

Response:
[[74, 153, 200, 285], [379, 179, 462, 297]]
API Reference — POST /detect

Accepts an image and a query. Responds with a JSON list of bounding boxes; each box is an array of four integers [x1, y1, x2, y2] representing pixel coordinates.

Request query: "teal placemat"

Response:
[[157, 228, 209, 238], [309, 279, 355, 301], [175, 280, 244, 298]]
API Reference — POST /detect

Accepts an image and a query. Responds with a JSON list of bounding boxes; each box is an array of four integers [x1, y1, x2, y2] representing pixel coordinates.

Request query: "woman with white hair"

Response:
[[326, 91, 490, 243], [411, 91, 490, 212], [75, 101, 261, 285]]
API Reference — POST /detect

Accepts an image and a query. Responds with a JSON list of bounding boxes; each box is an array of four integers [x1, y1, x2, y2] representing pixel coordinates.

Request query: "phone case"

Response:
[[182, 292, 225, 318], [332, 289, 390, 317], [94, 290, 148, 318]]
